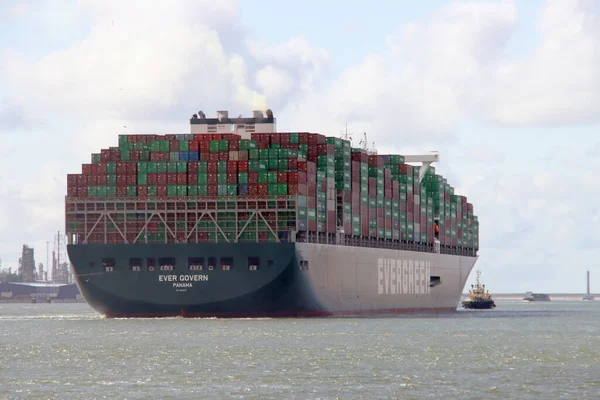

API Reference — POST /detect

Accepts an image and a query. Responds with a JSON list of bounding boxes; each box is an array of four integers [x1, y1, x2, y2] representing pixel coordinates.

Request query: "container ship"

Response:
[[65, 110, 480, 318]]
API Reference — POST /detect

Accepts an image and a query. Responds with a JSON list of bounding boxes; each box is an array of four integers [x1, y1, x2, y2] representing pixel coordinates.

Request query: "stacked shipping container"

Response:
[[66, 132, 479, 251]]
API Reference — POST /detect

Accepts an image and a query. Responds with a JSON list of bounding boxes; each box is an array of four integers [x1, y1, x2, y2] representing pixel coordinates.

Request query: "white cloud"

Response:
[[0, 1, 31, 19], [0, 0, 599, 292], [480, 0, 600, 125], [277, 0, 519, 145]]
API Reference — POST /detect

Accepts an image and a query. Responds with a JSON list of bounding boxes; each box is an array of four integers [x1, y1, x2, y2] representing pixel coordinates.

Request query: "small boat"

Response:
[[462, 270, 496, 310], [523, 292, 551, 301]]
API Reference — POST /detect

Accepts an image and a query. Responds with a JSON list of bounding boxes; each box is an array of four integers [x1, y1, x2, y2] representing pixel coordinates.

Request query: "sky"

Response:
[[0, 0, 599, 293]]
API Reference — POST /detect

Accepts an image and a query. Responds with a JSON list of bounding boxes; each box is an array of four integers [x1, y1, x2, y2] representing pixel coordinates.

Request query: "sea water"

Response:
[[1, 301, 599, 399]]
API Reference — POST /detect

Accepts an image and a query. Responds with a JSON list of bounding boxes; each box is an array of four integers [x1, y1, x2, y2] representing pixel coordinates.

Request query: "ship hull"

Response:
[[461, 300, 495, 310], [67, 242, 477, 318]]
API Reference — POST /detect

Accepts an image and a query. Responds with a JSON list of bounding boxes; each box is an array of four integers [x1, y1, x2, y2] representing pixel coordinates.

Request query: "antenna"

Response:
[[340, 123, 354, 145]]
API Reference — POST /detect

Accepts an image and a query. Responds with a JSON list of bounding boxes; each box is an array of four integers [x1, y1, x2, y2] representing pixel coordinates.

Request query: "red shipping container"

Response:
[[327, 211, 336, 233], [207, 152, 218, 161], [126, 174, 135, 185], [110, 149, 120, 161], [227, 173, 237, 184], [177, 173, 187, 185], [90, 164, 99, 175], [308, 219, 317, 232], [288, 158, 298, 170], [229, 140, 239, 151], [188, 173, 197, 183], [270, 133, 281, 145], [67, 187, 77, 197], [101, 149, 111, 162], [117, 186, 127, 196], [207, 185, 218, 196], [82, 164, 92, 175], [97, 175, 108, 185], [188, 162, 198, 174], [227, 161, 238, 173], [166, 173, 177, 185], [138, 183, 147, 197], [67, 174, 78, 186], [297, 161, 308, 173], [257, 184, 268, 196], [307, 183, 316, 197], [96, 163, 107, 174], [248, 184, 258, 195], [307, 196, 317, 208], [207, 162, 218, 174], [116, 175, 127, 186], [238, 161, 248, 173], [407, 212, 414, 222], [298, 133, 309, 144], [76, 175, 87, 186], [248, 172, 258, 184], [116, 162, 127, 175], [157, 173, 167, 186], [255, 140, 268, 149], [280, 133, 290, 145], [288, 172, 298, 184], [130, 150, 141, 161], [169, 140, 179, 152], [277, 172, 288, 183], [377, 208, 384, 218], [288, 184, 299, 195], [199, 142, 211, 152], [77, 187, 87, 197], [148, 173, 158, 185], [189, 141, 199, 152], [208, 174, 217, 185]]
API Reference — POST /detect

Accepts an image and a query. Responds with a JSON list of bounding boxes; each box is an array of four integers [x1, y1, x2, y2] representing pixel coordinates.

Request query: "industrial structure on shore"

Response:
[[0, 232, 81, 302]]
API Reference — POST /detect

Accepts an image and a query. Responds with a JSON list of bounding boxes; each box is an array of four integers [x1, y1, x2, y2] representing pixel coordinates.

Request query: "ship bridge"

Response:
[[190, 110, 277, 139]]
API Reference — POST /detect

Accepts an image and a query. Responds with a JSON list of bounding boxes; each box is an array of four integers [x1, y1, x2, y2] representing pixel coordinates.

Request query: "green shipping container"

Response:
[[138, 173, 147, 185], [107, 174, 117, 186]]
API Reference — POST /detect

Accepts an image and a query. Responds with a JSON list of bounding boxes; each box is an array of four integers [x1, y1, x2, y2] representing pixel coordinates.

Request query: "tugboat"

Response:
[[462, 270, 496, 310]]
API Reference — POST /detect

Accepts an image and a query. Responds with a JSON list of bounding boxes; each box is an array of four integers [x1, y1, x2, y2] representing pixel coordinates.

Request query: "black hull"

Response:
[[68, 242, 329, 318], [462, 300, 495, 310]]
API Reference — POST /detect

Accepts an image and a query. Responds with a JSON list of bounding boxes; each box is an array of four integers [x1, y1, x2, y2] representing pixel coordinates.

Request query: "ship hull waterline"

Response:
[[67, 242, 478, 318]]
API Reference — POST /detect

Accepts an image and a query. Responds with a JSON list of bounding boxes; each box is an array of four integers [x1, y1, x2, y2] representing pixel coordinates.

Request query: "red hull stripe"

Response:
[[104, 307, 457, 318]]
